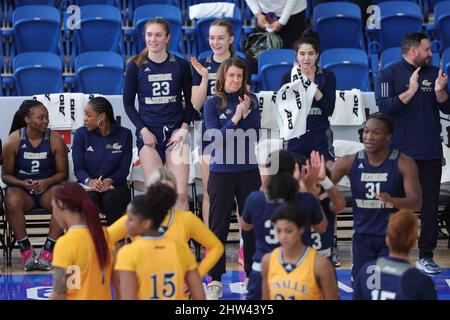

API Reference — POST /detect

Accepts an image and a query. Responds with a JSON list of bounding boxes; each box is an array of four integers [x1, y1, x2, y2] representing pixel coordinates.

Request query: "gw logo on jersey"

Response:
[[106, 143, 123, 153], [421, 79, 432, 92]]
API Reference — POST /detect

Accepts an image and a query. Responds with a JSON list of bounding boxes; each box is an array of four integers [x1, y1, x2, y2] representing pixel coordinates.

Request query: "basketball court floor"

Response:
[[0, 241, 449, 300]]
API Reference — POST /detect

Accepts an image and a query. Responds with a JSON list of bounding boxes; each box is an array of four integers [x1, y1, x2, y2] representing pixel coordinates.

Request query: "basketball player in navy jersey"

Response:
[[191, 19, 239, 227], [123, 18, 196, 211], [331, 113, 422, 283], [353, 209, 437, 300], [2, 100, 68, 271], [241, 150, 326, 300]]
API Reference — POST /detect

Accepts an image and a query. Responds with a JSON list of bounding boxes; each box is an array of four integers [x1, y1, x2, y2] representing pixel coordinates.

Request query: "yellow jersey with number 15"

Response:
[[115, 235, 198, 300], [268, 247, 323, 300]]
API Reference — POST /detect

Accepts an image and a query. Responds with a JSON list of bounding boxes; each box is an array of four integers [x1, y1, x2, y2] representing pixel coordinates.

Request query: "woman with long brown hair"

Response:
[[203, 57, 261, 299], [122, 17, 196, 211]]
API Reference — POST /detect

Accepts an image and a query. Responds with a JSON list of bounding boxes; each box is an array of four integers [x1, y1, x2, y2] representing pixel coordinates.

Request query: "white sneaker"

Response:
[[206, 281, 223, 300]]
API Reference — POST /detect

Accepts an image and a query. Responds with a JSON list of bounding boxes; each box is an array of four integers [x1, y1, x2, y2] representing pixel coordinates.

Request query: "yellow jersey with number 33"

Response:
[[268, 247, 323, 300]]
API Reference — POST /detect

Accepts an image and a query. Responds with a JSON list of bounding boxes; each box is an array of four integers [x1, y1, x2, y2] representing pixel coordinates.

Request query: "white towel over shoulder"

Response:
[[329, 89, 366, 125], [277, 71, 317, 140]]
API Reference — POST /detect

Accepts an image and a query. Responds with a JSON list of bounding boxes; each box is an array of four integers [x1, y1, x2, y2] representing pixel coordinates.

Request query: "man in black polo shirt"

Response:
[[375, 32, 450, 274]]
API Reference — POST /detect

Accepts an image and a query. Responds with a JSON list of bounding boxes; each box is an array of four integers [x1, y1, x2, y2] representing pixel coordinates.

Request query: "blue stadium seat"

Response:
[[12, 5, 61, 54], [197, 50, 246, 60], [423, 0, 447, 21], [253, 49, 296, 91], [73, 5, 123, 55], [15, 0, 55, 6], [128, 1, 179, 25], [133, 4, 184, 55], [380, 47, 402, 69], [13, 52, 63, 96], [313, 2, 363, 50], [367, 1, 422, 55], [191, 6, 243, 56], [74, 51, 124, 94], [431, 1, 450, 53], [320, 48, 370, 91], [72, 0, 118, 5], [443, 48, 450, 90]]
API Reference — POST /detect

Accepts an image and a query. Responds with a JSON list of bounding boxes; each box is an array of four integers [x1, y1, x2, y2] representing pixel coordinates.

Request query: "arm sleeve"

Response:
[[239, 95, 261, 132], [375, 68, 406, 115], [114, 246, 135, 272], [305, 193, 324, 225], [52, 237, 72, 269], [181, 60, 196, 125], [279, 0, 300, 25], [316, 71, 337, 117], [177, 240, 198, 273], [108, 129, 133, 184], [107, 215, 128, 245], [185, 213, 224, 277], [71, 129, 91, 184], [241, 193, 255, 224], [245, 0, 261, 15], [204, 98, 236, 135], [436, 90, 450, 114], [123, 61, 146, 134]]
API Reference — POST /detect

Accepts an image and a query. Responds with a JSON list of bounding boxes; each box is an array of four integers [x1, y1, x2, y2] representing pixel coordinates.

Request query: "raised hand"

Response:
[[435, 69, 449, 92]]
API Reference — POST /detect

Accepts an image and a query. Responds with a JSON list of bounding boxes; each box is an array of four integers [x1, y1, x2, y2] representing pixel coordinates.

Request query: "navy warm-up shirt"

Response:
[[72, 125, 132, 186], [242, 190, 324, 263], [122, 53, 196, 134], [204, 92, 261, 173], [281, 66, 336, 131], [376, 58, 450, 160], [353, 256, 437, 300]]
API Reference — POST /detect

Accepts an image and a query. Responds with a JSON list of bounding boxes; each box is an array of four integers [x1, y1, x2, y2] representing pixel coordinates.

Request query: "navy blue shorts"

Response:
[[136, 123, 180, 164], [5, 185, 51, 207], [351, 232, 389, 284], [287, 128, 335, 161]]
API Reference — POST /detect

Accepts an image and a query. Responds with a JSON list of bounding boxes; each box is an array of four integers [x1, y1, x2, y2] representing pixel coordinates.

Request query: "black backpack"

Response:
[[244, 31, 283, 60]]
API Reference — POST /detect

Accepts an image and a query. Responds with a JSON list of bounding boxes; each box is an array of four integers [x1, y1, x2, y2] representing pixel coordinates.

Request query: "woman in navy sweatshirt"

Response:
[[72, 97, 132, 226], [203, 57, 261, 299]]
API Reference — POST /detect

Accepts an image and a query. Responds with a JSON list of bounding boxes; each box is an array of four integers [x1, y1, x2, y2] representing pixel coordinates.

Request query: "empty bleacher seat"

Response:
[[313, 2, 363, 50], [133, 4, 184, 55], [72, 0, 118, 5], [320, 48, 370, 91], [74, 51, 124, 94], [430, 1, 450, 53], [73, 5, 123, 55], [12, 5, 62, 54], [380, 47, 402, 69], [367, 1, 422, 55], [14, 0, 55, 6], [13, 52, 63, 96], [253, 49, 296, 91]]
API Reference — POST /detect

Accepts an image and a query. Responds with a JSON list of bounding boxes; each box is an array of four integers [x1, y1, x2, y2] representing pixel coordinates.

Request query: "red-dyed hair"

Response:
[[53, 182, 110, 270]]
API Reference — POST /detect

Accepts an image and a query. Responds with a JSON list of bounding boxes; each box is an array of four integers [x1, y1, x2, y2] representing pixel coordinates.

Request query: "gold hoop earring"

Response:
[[97, 119, 105, 128]]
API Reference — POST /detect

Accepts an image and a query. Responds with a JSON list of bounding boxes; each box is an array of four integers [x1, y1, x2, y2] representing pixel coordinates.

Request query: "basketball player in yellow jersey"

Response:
[[50, 182, 126, 300], [261, 203, 339, 300], [115, 182, 205, 300], [112, 168, 224, 278]]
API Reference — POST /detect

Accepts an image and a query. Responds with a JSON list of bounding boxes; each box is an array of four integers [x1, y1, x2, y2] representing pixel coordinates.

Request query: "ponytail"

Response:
[[266, 150, 298, 201], [10, 100, 44, 134], [54, 182, 110, 270]]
